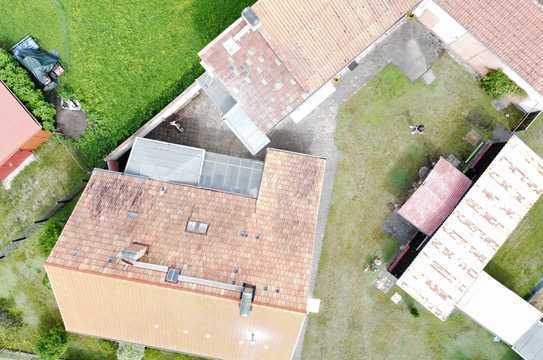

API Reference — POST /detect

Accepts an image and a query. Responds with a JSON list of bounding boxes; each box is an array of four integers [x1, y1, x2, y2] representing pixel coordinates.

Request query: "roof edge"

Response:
[[44, 261, 308, 314]]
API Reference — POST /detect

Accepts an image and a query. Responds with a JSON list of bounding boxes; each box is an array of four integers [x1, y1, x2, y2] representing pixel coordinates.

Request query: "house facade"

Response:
[[0, 81, 49, 185]]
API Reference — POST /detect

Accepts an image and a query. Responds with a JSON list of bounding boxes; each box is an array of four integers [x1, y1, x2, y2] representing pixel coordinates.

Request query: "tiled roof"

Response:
[[398, 158, 472, 235], [46, 149, 326, 312], [252, 0, 418, 91], [199, 18, 307, 133], [0, 81, 42, 165], [398, 136, 543, 320], [438, 0, 543, 95]]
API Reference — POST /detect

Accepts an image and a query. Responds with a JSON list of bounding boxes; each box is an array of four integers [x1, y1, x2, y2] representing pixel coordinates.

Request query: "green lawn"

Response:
[[0, 0, 253, 166], [302, 55, 526, 360], [0, 0, 251, 358], [486, 119, 543, 298], [0, 139, 87, 247]]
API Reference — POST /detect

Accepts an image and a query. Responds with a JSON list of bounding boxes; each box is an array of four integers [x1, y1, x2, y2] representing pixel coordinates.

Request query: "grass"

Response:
[[0, 139, 87, 247], [485, 118, 543, 298], [302, 55, 521, 360], [0, 0, 253, 167], [0, 0, 252, 357]]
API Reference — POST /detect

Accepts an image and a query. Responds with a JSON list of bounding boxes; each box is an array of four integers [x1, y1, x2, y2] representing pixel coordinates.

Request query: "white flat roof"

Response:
[[398, 136, 543, 320], [457, 272, 542, 345]]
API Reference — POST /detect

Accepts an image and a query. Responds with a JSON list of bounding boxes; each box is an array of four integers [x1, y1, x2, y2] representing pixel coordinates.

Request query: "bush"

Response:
[[0, 297, 24, 329], [480, 69, 526, 99], [38, 220, 63, 256], [35, 322, 68, 360], [117, 342, 145, 360], [409, 305, 420, 318], [0, 48, 56, 130]]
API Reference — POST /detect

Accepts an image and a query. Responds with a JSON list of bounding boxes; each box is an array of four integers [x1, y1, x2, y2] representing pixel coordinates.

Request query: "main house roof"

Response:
[[46, 149, 326, 313], [437, 0, 543, 95], [398, 136, 543, 320], [0, 81, 42, 165]]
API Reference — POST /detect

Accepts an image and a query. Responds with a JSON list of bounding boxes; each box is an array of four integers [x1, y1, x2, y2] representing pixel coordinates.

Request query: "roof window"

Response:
[[186, 220, 209, 235]]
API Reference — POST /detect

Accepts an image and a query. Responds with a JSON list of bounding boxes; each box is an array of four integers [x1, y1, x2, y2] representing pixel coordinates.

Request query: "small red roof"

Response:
[[398, 158, 472, 235], [0, 81, 42, 165]]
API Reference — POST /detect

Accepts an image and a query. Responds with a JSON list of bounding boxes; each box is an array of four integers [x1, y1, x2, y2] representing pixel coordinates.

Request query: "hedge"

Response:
[[35, 322, 68, 360], [0, 48, 56, 130], [480, 69, 526, 99]]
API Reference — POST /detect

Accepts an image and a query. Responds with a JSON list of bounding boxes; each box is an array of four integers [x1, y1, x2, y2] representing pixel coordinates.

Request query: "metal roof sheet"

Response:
[[125, 137, 204, 185], [398, 136, 543, 320]]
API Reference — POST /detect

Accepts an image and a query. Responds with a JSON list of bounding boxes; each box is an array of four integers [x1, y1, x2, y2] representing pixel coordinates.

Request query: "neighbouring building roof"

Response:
[[398, 136, 543, 320], [199, 18, 307, 133], [457, 271, 542, 345], [437, 0, 543, 95], [398, 158, 472, 235], [0, 81, 42, 165], [252, 0, 419, 92], [46, 149, 326, 313]]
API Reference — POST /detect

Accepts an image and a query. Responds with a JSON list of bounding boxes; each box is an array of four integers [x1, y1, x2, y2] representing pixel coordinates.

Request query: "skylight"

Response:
[[186, 220, 209, 235]]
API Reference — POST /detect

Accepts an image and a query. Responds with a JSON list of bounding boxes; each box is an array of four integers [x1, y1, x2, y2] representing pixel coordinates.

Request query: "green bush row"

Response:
[[480, 69, 526, 99], [38, 220, 63, 257], [0, 48, 56, 131], [35, 322, 68, 359]]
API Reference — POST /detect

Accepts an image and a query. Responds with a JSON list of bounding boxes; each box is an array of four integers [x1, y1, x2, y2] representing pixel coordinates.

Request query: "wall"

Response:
[[414, 0, 543, 112], [45, 264, 305, 360]]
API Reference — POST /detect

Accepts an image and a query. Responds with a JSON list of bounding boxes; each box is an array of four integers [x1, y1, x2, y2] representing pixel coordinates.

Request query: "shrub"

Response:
[[409, 305, 420, 318], [38, 220, 63, 256], [480, 69, 526, 99], [0, 297, 24, 329], [0, 48, 56, 130], [117, 342, 145, 360], [35, 322, 68, 360]]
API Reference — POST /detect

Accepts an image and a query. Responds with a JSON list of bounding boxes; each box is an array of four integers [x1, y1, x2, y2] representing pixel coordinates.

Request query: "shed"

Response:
[[397, 157, 472, 235]]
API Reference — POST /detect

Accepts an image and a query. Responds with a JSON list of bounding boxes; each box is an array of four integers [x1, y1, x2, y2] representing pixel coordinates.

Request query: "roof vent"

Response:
[[240, 283, 256, 317], [119, 242, 148, 263], [242, 7, 260, 30]]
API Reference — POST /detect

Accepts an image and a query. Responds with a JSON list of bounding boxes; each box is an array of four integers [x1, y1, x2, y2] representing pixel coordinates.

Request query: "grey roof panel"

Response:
[[125, 137, 204, 184], [514, 319, 543, 360], [223, 105, 270, 155]]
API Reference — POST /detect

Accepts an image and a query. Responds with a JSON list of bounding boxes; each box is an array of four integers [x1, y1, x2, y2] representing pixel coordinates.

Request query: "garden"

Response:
[[301, 55, 541, 360]]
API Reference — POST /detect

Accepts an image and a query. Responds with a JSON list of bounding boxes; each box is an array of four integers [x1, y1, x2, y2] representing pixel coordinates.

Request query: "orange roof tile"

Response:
[[46, 149, 326, 312]]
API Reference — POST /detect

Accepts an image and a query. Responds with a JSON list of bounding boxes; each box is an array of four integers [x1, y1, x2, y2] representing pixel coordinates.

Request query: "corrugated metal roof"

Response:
[[398, 158, 472, 235], [398, 136, 543, 320], [125, 137, 205, 185], [457, 271, 542, 345], [0, 81, 42, 165]]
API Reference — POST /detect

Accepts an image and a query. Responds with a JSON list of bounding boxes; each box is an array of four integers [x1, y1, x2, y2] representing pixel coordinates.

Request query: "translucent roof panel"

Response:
[[199, 152, 264, 197], [125, 137, 204, 185]]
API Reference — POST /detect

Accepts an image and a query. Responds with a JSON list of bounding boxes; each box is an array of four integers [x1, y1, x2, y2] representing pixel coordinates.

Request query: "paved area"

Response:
[[147, 18, 444, 360]]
